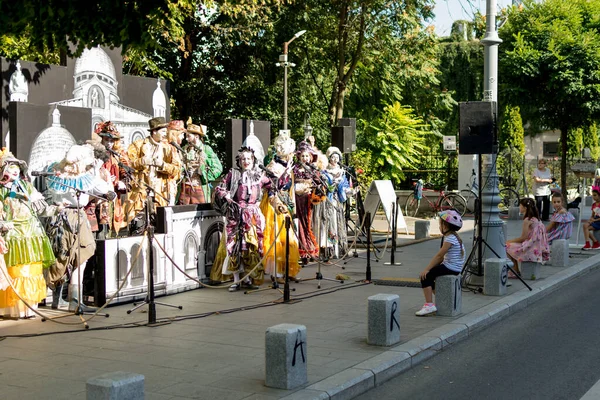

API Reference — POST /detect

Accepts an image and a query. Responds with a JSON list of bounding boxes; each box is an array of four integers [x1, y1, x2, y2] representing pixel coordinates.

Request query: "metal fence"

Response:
[[398, 154, 459, 190]]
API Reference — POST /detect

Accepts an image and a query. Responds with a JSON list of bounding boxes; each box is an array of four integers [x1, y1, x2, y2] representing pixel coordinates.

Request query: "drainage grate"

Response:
[[373, 277, 422, 288]]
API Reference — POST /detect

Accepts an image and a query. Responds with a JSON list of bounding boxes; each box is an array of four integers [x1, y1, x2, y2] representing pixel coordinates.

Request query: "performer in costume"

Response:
[[96, 121, 131, 235], [44, 144, 116, 311], [293, 141, 323, 264], [125, 117, 180, 233], [260, 132, 301, 282], [166, 120, 186, 205], [318, 147, 351, 260], [0, 150, 57, 318], [214, 147, 272, 292], [178, 123, 223, 205]]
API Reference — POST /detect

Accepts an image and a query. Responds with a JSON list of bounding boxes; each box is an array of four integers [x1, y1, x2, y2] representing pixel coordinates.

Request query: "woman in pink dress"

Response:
[[506, 197, 549, 276]]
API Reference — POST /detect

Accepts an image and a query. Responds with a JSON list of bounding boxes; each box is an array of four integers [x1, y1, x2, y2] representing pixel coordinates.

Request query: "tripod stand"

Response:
[[126, 187, 182, 324], [461, 155, 532, 291]]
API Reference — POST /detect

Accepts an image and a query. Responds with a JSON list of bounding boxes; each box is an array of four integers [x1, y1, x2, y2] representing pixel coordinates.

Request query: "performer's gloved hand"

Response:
[[117, 181, 126, 191], [0, 221, 14, 232], [153, 157, 164, 168]]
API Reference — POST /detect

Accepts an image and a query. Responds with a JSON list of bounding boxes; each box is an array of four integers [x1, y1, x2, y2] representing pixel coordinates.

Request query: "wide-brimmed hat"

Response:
[[326, 146, 343, 161], [186, 124, 205, 136], [148, 117, 168, 132], [95, 121, 122, 139], [296, 140, 318, 163], [168, 120, 185, 132], [0, 148, 28, 176]]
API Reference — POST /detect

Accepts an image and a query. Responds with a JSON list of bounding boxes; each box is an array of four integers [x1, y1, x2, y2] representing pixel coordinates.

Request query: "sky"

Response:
[[432, 0, 514, 36]]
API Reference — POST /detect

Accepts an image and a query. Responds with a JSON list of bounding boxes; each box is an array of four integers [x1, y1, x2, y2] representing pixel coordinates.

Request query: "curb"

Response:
[[281, 253, 600, 400]]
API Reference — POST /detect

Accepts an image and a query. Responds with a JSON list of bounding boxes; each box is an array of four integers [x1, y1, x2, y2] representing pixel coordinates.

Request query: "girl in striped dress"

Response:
[[546, 192, 574, 244]]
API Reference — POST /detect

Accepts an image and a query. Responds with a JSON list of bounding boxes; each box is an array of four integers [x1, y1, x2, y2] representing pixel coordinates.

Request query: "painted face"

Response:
[[151, 127, 167, 142], [552, 197, 563, 211], [300, 151, 312, 164], [102, 137, 117, 150], [186, 132, 199, 145], [329, 153, 340, 165], [240, 152, 254, 171], [5, 164, 20, 182]]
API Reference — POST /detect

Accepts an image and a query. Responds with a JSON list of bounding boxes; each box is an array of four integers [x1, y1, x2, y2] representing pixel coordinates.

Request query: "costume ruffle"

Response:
[[0, 262, 46, 307], [45, 169, 96, 193], [550, 211, 575, 223], [4, 235, 55, 269]]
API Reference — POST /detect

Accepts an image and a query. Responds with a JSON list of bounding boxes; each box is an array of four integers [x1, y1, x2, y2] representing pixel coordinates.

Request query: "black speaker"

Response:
[[332, 125, 356, 153], [459, 101, 496, 155]]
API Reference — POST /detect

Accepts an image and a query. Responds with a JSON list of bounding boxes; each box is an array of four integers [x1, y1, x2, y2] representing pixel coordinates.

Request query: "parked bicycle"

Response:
[[460, 167, 520, 213], [459, 169, 479, 214], [405, 179, 467, 217]]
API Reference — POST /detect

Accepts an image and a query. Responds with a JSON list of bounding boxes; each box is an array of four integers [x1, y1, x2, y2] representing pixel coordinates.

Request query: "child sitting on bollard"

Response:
[[546, 192, 574, 245], [416, 210, 464, 317], [581, 186, 600, 250], [506, 198, 549, 277]]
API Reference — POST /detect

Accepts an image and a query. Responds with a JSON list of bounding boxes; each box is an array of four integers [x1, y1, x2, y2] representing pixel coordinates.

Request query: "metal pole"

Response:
[[284, 216, 291, 302], [366, 212, 372, 282], [479, 0, 507, 277], [283, 62, 288, 130]]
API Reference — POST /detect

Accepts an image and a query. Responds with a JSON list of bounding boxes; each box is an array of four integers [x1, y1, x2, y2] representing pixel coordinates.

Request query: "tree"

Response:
[[498, 104, 524, 155], [499, 0, 600, 196]]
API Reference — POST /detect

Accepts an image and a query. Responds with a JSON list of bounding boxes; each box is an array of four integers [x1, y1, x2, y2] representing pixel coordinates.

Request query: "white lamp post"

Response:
[[276, 30, 306, 130]]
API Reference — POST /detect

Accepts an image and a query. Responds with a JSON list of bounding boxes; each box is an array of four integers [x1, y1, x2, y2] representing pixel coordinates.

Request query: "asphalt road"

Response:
[[356, 268, 600, 400]]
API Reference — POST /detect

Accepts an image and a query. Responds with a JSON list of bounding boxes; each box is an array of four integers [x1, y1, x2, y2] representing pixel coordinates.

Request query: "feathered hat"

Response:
[[296, 140, 318, 163], [95, 121, 122, 139]]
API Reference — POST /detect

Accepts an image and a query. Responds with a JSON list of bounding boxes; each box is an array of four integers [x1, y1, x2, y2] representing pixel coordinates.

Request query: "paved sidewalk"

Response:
[[0, 210, 597, 400]]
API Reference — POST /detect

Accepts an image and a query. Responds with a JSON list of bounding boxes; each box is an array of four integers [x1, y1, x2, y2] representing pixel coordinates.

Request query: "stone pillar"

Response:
[[551, 239, 569, 267], [367, 294, 401, 346], [435, 275, 462, 316], [86, 371, 144, 400], [483, 258, 508, 296], [265, 324, 308, 390], [414, 220, 431, 240], [520, 262, 540, 280]]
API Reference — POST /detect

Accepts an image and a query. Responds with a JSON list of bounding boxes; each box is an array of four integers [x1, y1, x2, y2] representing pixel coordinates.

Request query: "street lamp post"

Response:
[[479, 0, 506, 273], [277, 30, 306, 131], [303, 113, 313, 139]]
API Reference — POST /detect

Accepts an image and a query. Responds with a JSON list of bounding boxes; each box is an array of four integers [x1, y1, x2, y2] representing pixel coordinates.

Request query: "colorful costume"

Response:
[[178, 123, 223, 205], [293, 141, 323, 261], [125, 117, 180, 223], [547, 210, 574, 244], [214, 150, 271, 285], [506, 217, 550, 263], [0, 152, 56, 318], [317, 147, 350, 259]]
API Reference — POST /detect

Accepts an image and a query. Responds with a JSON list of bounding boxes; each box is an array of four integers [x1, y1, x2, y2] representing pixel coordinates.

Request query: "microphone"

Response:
[[31, 171, 56, 177], [258, 164, 276, 178], [300, 162, 316, 170], [106, 147, 120, 158], [170, 141, 185, 154], [102, 192, 117, 201]]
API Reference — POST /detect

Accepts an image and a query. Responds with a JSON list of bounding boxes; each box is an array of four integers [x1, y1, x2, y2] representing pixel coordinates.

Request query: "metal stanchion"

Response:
[[384, 201, 402, 266], [365, 212, 372, 283]]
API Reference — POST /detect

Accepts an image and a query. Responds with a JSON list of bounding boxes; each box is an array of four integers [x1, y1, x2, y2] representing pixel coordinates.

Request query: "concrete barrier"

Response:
[[265, 324, 308, 390], [520, 261, 541, 280], [86, 371, 144, 400], [508, 206, 520, 220], [414, 220, 431, 240], [551, 239, 569, 267], [484, 258, 508, 296], [436, 275, 462, 316], [367, 294, 401, 346]]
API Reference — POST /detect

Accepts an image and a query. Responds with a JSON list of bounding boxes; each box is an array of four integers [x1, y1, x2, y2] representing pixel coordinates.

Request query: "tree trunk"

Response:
[[560, 126, 568, 200]]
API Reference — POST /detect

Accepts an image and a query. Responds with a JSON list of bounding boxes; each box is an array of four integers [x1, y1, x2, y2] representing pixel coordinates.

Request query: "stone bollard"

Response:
[[520, 261, 540, 280], [86, 371, 144, 400], [367, 294, 401, 346], [265, 324, 308, 390], [414, 220, 431, 240], [435, 275, 462, 316], [593, 230, 600, 243], [568, 208, 579, 221], [483, 258, 508, 296], [508, 206, 520, 220], [502, 221, 508, 243], [551, 239, 570, 267]]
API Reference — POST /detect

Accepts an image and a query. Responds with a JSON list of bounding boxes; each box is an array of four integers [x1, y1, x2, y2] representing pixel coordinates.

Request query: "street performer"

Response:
[[44, 144, 116, 311], [178, 123, 223, 204], [125, 117, 180, 234]]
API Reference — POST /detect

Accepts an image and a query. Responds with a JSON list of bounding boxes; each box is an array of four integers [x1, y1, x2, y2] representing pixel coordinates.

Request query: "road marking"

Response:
[[580, 377, 600, 400]]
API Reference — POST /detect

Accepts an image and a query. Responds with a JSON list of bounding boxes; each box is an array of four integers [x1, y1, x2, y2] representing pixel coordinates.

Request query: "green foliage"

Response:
[[499, 105, 525, 154], [583, 123, 600, 160], [566, 127, 584, 159], [358, 102, 433, 185]]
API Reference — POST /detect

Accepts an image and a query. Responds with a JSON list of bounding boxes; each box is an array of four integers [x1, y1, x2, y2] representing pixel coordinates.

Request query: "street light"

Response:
[[303, 113, 313, 139], [276, 30, 307, 130]]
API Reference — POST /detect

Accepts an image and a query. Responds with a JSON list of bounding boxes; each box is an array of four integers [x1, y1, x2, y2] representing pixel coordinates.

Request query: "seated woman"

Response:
[[506, 198, 549, 276], [546, 192, 574, 244]]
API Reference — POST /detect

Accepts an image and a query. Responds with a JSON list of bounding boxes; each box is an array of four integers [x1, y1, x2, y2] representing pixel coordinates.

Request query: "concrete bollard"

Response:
[[593, 230, 600, 243], [551, 239, 570, 267], [520, 261, 541, 280], [483, 258, 508, 296], [265, 324, 308, 390], [508, 206, 520, 220], [502, 221, 508, 243], [568, 208, 579, 221], [86, 371, 144, 400], [414, 220, 431, 240], [435, 275, 462, 316], [367, 294, 401, 346]]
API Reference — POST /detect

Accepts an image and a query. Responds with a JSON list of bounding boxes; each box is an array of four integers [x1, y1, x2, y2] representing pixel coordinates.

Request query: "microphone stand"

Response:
[[126, 185, 183, 323], [41, 178, 111, 328]]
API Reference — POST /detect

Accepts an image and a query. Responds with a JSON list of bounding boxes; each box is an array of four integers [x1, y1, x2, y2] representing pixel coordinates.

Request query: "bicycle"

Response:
[[459, 169, 479, 214], [404, 179, 467, 217]]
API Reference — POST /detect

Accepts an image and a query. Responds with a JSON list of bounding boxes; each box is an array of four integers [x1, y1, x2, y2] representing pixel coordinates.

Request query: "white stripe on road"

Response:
[[581, 377, 600, 400]]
